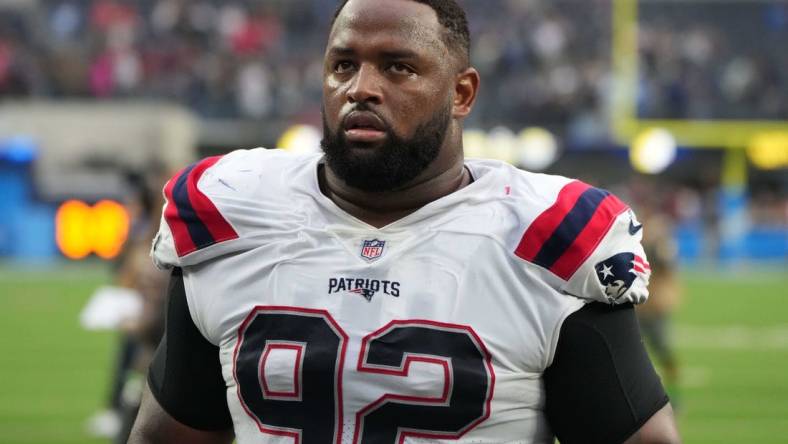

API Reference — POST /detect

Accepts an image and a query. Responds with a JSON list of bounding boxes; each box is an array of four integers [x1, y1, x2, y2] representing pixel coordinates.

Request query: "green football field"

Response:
[[1, 263, 786, 443]]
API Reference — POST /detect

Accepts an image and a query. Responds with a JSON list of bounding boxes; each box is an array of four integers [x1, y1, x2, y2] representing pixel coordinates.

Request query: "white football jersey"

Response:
[[152, 148, 650, 444]]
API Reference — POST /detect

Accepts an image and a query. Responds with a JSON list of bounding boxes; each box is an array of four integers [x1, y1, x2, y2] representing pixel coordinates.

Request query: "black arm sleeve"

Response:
[[147, 268, 233, 431], [544, 302, 669, 444]]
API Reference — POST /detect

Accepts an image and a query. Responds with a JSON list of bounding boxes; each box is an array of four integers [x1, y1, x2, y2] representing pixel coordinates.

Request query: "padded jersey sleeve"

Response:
[[515, 180, 650, 305], [151, 155, 239, 269], [151, 148, 317, 270], [544, 302, 669, 443], [148, 268, 232, 431]]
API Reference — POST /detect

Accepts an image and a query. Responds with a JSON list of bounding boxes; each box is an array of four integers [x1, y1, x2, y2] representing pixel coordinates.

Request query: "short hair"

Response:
[[332, 0, 471, 67]]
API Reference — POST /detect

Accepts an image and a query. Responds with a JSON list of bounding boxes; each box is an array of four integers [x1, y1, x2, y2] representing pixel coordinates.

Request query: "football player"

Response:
[[129, 0, 681, 443]]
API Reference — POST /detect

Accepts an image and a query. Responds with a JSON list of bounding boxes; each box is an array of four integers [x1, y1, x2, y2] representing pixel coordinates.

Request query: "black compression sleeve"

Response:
[[544, 302, 668, 444], [148, 268, 233, 431]]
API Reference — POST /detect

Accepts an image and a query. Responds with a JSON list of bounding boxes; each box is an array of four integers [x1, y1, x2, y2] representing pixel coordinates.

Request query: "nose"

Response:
[[346, 64, 383, 105]]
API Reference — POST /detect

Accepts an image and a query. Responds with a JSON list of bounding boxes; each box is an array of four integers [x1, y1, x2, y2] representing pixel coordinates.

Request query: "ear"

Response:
[[452, 67, 480, 119]]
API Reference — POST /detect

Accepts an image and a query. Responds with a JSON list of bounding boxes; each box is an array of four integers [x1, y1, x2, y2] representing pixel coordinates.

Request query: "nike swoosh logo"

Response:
[[629, 220, 643, 235]]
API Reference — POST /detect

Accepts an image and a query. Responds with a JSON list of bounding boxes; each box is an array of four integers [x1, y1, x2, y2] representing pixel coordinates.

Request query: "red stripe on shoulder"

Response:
[[549, 194, 629, 280], [514, 180, 591, 261], [185, 156, 239, 244], [163, 166, 197, 256]]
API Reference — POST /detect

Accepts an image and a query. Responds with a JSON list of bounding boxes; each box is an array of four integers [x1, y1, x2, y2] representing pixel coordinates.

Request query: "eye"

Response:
[[334, 61, 355, 74], [389, 63, 415, 75]]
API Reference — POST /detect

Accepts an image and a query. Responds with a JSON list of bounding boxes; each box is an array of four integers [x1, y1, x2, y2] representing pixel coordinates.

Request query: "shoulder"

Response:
[[151, 148, 320, 268], [465, 161, 625, 266], [482, 163, 650, 305], [185, 148, 314, 196], [511, 174, 630, 281], [160, 154, 238, 259]]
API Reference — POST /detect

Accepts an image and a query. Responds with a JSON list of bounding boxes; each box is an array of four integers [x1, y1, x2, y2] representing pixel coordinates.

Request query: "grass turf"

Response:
[[673, 271, 788, 443], [0, 264, 115, 444], [0, 264, 785, 443]]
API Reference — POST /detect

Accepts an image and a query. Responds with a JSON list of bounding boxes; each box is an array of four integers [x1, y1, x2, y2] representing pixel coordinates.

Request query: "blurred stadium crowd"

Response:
[[1, 1, 783, 128], [0, 0, 613, 134], [0, 0, 786, 240], [638, 1, 788, 120]]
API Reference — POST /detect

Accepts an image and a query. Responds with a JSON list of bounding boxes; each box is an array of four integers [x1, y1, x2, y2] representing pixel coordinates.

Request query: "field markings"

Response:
[[675, 325, 788, 350], [680, 366, 711, 388]]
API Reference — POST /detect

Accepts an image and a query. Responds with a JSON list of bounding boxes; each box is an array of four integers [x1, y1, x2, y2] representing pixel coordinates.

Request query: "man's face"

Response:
[[321, 0, 458, 192]]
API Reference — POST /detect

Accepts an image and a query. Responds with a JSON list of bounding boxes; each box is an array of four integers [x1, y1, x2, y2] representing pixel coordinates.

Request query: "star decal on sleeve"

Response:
[[598, 263, 614, 280]]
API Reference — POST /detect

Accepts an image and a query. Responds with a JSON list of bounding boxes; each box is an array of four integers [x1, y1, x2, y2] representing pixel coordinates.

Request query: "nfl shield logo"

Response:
[[361, 239, 385, 261]]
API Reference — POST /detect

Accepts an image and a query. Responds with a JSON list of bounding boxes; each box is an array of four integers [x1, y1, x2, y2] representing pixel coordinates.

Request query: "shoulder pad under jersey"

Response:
[[151, 148, 309, 268], [151, 155, 238, 268], [514, 179, 651, 305]]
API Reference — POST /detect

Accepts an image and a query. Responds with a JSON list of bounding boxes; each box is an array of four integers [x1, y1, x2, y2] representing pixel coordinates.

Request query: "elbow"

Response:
[[638, 433, 682, 444], [638, 436, 681, 444], [637, 425, 682, 444], [624, 404, 682, 444]]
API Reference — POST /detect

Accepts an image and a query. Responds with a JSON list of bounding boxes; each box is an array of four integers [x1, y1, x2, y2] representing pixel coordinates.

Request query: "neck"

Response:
[[319, 150, 470, 228]]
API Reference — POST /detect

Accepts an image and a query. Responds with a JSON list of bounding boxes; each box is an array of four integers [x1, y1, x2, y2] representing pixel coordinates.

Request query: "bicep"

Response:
[[544, 303, 679, 444], [129, 384, 234, 444], [129, 268, 234, 442]]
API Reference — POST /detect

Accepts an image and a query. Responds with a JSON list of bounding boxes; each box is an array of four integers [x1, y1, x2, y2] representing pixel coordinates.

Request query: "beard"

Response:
[[321, 103, 451, 192]]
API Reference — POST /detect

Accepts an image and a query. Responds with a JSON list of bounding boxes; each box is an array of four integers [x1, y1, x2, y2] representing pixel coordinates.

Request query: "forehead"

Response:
[[328, 0, 446, 56]]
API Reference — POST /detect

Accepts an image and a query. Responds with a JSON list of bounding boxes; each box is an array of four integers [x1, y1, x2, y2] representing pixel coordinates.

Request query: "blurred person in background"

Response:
[[86, 168, 170, 443], [112, 179, 170, 444], [128, 1, 680, 443], [636, 199, 683, 409]]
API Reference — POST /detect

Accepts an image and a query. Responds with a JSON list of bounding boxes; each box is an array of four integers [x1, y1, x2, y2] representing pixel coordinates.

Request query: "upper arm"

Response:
[[128, 384, 234, 444], [544, 303, 680, 444], [129, 268, 235, 442]]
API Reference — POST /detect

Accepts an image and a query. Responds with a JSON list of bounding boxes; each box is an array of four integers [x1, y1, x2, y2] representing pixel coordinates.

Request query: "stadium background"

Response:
[[0, 0, 786, 443]]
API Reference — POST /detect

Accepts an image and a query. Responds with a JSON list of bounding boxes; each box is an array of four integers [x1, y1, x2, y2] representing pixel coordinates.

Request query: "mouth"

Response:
[[342, 111, 388, 144]]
